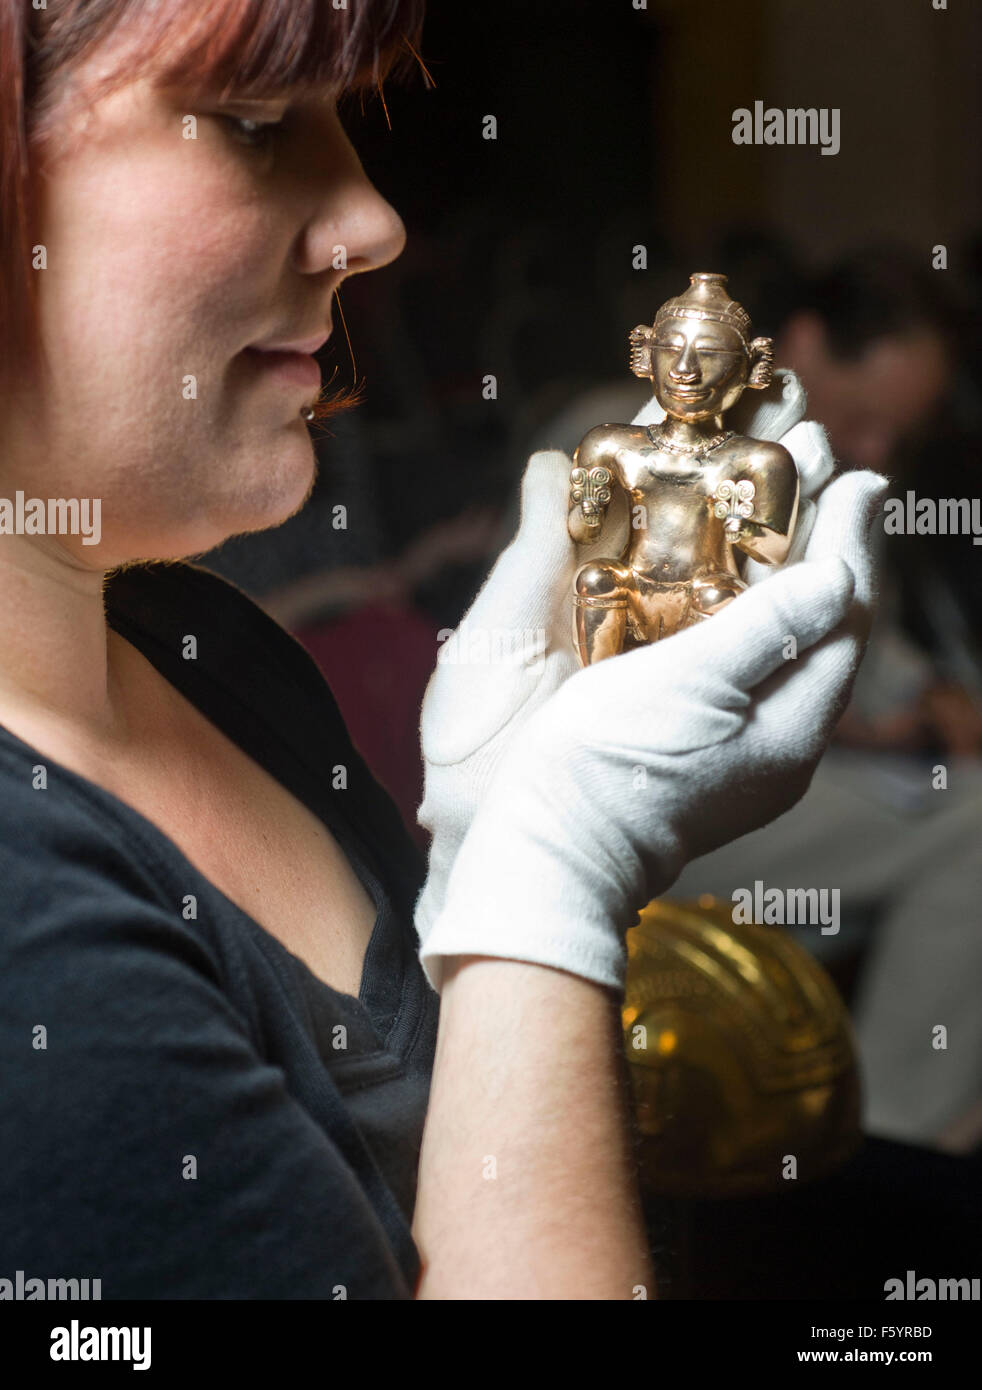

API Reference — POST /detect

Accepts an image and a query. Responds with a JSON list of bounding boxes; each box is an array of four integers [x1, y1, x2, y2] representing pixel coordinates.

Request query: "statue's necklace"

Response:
[[647, 424, 734, 457]]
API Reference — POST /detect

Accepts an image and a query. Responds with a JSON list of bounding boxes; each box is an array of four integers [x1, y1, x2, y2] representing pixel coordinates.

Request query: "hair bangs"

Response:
[[26, 0, 427, 136], [151, 0, 428, 103]]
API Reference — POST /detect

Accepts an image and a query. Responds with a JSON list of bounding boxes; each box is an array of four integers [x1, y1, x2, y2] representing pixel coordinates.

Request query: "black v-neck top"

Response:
[[0, 560, 439, 1299]]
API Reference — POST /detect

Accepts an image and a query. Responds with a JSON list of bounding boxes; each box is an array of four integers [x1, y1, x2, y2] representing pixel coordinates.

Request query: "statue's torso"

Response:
[[612, 430, 755, 583]]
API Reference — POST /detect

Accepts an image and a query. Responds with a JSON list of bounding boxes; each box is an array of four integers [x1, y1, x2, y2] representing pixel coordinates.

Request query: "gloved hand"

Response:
[[414, 368, 836, 943], [417, 464, 889, 993]]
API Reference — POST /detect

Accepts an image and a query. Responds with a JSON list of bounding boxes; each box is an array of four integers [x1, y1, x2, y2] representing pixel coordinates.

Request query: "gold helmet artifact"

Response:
[[622, 897, 862, 1198]]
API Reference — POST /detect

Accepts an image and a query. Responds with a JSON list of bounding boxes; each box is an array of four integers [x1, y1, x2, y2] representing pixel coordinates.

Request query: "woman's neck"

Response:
[[0, 534, 128, 749]]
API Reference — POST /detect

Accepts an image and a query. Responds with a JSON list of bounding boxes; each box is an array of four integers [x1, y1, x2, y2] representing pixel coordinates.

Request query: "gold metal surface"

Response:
[[568, 273, 800, 665], [623, 898, 862, 1198]]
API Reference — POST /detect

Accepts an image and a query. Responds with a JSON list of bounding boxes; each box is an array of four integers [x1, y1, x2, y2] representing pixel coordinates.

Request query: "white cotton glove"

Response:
[[417, 465, 890, 994], [414, 367, 835, 943]]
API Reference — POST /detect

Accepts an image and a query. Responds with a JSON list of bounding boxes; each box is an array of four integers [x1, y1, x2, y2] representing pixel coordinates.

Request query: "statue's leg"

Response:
[[687, 570, 747, 626], [573, 560, 633, 665]]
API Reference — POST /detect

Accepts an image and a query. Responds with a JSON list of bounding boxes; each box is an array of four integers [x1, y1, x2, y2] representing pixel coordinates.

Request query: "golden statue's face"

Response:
[[650, 315, 750, 421]]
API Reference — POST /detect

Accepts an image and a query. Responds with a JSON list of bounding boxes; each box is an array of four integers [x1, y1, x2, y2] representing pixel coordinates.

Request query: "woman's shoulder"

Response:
[[0, 728, 226, 987]]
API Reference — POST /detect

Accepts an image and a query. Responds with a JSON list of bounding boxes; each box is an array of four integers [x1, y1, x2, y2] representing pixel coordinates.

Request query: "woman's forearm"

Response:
[[412, 955, 654, 1300]]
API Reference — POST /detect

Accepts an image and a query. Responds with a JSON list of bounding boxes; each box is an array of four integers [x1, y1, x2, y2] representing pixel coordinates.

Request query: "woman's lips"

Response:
[[243, 346, 323, 391]]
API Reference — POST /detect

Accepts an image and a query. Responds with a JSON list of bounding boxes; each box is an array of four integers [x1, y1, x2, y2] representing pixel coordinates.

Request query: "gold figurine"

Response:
[[568, 273, 800, 665]]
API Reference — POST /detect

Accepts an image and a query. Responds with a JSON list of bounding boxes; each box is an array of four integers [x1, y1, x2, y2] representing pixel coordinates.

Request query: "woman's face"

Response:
[[8, 55, 406, 568]]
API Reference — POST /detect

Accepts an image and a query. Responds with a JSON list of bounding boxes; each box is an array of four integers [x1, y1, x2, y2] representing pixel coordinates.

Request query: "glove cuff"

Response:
[[419, 905, 629, 996]]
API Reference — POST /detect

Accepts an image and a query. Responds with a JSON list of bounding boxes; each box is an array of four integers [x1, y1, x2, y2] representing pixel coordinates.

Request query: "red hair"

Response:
[[0, 0, 427, 415]]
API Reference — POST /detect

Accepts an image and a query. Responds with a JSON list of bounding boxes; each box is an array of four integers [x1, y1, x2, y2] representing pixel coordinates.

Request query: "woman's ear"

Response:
[[628, 324, 654, 379], [747, 336, 775, 389]]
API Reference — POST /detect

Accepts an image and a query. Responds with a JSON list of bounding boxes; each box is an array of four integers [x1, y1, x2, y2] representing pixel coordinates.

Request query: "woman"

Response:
[[0, 0, 885, 1299]]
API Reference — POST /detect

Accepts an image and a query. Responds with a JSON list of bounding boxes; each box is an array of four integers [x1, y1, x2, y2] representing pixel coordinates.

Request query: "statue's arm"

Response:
[[567, 426, 623, 545], [726, 443, 800, 566]]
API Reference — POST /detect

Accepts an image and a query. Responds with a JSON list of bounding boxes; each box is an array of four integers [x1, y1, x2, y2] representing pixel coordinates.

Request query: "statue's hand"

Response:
[[569, 464, 613, 525], [712, 477, 757, 542]]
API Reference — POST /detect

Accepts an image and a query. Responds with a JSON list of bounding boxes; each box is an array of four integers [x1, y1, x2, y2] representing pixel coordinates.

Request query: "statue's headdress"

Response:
[[630, 272, 774, 388]]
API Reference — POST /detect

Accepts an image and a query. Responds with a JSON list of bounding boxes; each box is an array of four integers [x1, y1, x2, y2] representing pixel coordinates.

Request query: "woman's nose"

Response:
[[335, 174, 407, 276], [294, 123, 407, 279]]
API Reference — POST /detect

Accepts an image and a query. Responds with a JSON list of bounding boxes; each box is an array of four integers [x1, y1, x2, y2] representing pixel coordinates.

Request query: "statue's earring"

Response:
[[747, 336, 775, 389], [629, 324, 655, 379]]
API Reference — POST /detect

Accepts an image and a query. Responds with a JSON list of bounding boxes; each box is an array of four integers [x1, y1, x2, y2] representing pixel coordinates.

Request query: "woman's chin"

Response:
[[86, 442, 318, 564], [230, 445, 318, 530], [214, 483, 315, 547], [143, 480, 316, 563]]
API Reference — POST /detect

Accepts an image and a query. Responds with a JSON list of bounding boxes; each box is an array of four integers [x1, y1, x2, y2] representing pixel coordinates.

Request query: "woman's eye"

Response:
[[222, 114, 286, 148]]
